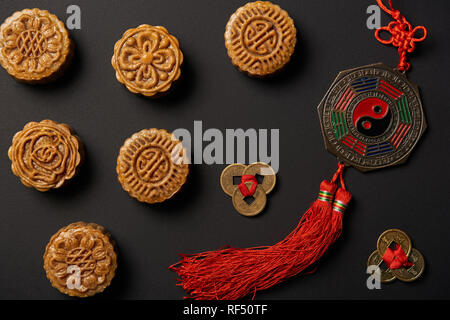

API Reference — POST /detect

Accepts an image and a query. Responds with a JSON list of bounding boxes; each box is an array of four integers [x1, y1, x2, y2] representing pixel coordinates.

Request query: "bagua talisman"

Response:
[[169, 0, 427, 300], [318, 0, 427, 171]]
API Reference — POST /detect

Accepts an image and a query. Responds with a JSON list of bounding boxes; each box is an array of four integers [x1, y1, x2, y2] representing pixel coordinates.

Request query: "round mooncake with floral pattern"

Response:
[[0, 8, 73, 83], [43, 222, 117, 297], [111, 24, 183, 97]]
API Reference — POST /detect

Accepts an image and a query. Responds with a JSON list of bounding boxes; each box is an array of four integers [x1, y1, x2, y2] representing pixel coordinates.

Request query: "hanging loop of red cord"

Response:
[[375, 0, 427, 72], [331, 162, 346, 190]]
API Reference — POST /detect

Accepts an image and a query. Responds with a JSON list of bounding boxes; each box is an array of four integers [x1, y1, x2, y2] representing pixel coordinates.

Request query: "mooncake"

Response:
[[116, 128, 189, 203], [43, 222, 117, 297], [8, 120, 83, 191], [0, 8, 73, 83], [111, 25, 183, 97], [224, 1, 296, 76]]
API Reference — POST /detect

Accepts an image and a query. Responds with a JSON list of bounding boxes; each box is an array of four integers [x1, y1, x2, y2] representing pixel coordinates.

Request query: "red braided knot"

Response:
[[375, 0, 427, 72]]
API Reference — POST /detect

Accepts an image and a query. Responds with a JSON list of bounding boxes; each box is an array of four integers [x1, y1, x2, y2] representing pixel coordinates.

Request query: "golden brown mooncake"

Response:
[[224, 1, 296, 76], [116, 128, 189, 204], [111, 25, 183, 97], [0, 8, 73, 83], [8, 120, 83, 192], [43, 222, 117, 298]]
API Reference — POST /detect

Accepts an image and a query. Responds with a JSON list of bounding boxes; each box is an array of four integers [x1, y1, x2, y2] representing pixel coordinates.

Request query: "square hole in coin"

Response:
[[244, 196, 255, 205], [255, 174, 264, 184]]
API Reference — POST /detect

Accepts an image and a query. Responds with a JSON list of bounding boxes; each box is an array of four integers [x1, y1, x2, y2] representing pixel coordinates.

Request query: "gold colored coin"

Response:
[[220, 163, 246, 197], [377, 229, 412, 258], [243, 162, 276, 194], [232, 185, 266, 217], [367, 250, 396, 283], [391, 248, 425, 282]]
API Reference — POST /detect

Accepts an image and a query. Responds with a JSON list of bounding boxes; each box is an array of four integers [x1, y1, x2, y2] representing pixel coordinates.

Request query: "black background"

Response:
[[0, 0, 449, 300]]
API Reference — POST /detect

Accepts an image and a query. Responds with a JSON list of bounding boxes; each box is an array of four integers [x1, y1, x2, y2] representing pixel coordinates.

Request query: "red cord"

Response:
[[375, 0, 427, 72], [238, 175, 258, 197], [382, 244, 413, 269], [331, 162, 346, 190]]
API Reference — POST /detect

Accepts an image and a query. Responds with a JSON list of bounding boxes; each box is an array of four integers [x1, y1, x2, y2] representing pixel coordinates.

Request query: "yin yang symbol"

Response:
[[352, 97, 391, 137]]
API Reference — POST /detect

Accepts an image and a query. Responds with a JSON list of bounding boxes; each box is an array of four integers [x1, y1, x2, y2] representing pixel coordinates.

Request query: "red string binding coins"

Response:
[[238, 175, 258, 197], [382, 244, 413, 269], [375, 0, 427, 72]]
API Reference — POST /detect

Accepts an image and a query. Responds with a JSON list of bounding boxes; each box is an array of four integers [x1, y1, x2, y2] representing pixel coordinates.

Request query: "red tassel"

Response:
[[330, 188, 352, 244], [169, 164, 351, 300]]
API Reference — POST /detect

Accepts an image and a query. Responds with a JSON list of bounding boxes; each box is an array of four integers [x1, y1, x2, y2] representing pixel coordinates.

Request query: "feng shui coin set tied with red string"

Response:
[[220, 162, 277, 217], [0, 0, 428, 299], [367, 229, 425, 283]]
